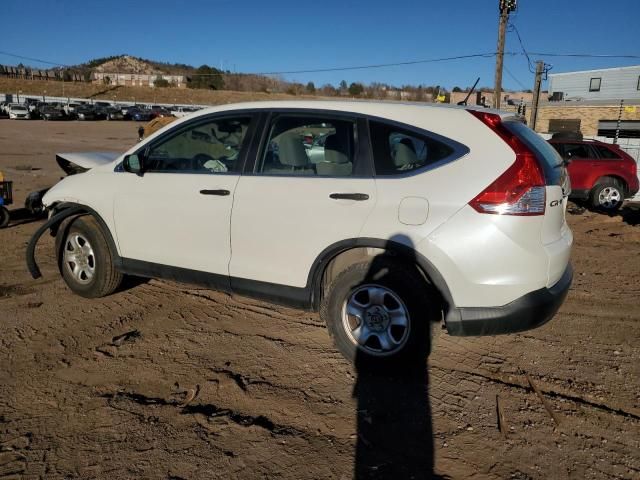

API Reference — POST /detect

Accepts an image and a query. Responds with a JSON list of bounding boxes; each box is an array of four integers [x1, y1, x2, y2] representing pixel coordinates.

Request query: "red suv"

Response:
[[549, 138, 639, 211]]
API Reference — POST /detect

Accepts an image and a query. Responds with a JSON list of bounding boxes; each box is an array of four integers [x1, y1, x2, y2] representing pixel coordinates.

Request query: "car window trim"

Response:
[[116, 110, 260, 175]]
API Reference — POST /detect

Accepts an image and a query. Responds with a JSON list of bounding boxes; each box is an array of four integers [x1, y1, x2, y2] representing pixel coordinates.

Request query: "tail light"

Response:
[[467, 110, 546, 216]]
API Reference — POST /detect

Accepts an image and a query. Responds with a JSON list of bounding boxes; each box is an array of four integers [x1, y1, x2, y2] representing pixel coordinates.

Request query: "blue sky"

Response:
[[1, 0, 638, 91]]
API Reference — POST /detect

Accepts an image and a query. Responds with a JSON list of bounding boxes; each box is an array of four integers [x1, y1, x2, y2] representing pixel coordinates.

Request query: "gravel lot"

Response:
[[1, 120, 639, 479]]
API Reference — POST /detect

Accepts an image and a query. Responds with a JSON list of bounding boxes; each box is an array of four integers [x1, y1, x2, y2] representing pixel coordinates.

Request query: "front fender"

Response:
[[26, 206, 86, 279], [26, 202, 121, 280]]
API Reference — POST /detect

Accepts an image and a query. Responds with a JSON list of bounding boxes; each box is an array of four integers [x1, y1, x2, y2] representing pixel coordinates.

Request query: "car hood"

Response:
[[56, 152, 120, 175]]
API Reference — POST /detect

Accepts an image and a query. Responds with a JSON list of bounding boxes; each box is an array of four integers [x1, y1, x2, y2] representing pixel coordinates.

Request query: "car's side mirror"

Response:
[[123, 154, 144, 176]]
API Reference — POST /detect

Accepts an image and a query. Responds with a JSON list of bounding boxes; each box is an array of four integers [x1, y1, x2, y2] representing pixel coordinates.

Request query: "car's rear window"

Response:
[[504, 120, 564, 186]]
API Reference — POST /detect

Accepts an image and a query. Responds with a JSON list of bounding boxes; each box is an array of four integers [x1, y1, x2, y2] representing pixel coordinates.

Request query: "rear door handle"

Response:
[[200, 189, 230, 196], [329, 193, 369, 201]]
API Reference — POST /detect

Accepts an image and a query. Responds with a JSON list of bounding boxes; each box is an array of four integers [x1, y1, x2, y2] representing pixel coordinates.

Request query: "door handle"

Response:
[[200, 189, 230, 196], [330, 193, 369, 201]]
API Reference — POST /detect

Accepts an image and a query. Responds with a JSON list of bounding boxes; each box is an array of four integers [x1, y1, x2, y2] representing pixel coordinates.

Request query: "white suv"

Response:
[[27, 101, 573, 365]]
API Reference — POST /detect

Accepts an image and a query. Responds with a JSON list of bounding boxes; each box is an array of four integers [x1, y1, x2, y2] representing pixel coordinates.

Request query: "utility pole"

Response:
[[530, 60, 544, 131], [494, 0, 517, 109], [614, 99, 624, 145]]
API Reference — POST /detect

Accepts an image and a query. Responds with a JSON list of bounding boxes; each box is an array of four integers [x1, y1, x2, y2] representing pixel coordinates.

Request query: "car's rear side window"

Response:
[[594, 145, 621, 159], [369, 121, 453, 175], [256, 116, 358, 177]]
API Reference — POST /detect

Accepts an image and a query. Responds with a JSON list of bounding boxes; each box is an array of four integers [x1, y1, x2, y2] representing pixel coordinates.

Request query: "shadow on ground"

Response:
[[2, 208, 46, 229], [352, 235, 447, 479]]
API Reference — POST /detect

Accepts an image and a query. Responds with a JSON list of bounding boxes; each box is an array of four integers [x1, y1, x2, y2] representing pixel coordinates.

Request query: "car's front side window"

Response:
[[563, 143, 592, 160], [145, 116, 252, 174], [256, 116, 357, 176]]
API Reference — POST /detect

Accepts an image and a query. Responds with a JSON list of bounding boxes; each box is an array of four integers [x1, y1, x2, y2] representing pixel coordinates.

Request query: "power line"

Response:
[[503, 64, 528, 90], [0, 49, 498, 75], [0, 50, 68, 67], [1, 47, 638, 79], [223, 53, 499, 76], [507, 22, 535, 73]]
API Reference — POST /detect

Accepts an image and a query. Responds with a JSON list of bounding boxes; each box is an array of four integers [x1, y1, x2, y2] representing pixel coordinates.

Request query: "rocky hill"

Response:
[[84, 55, 194, 75], [91, 55, 162, 74]]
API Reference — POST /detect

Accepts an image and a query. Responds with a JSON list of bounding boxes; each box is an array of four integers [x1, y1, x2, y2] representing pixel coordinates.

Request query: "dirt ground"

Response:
[[0, 120, 639, 480]]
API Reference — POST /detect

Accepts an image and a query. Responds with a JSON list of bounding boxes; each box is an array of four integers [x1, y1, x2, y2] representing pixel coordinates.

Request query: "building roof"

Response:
[[549, 65, 640, 77]]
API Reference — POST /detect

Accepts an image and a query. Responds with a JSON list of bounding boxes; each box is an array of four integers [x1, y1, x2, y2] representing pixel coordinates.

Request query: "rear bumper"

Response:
[[445, 263, 573, 336]]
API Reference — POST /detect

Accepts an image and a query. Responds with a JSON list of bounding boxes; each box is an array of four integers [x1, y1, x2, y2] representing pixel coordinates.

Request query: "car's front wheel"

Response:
[[590, 178, 624, 211], [56, 215, 122, 298], [320, 258, 437, 367]]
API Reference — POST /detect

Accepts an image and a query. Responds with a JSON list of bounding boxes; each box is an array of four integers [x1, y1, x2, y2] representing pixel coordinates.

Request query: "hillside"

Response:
[[0, 77, 319, 106], [90, 55, 166, 75]]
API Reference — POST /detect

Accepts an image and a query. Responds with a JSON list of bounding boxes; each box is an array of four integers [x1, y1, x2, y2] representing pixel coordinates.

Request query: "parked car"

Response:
[[304, 132, 330, 164], [27, 101, 573, 366], [25, 98, 40, 113], [171, 106, 199, 118], [105, 107, 124, 121], [64, 103, 81, 117], [8, 104, 30, 119], [548, 136, 639, 211], [75, 106, 97, 121], [128, 107, 153, 122], [93, 105, 110, 120], [119, 105, 134, 117], [40, 105, 65, 121], [149, 107, 172, 119]]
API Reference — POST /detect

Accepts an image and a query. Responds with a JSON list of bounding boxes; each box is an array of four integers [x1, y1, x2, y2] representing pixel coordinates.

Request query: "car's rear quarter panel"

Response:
[[359, 106, 516, 247]]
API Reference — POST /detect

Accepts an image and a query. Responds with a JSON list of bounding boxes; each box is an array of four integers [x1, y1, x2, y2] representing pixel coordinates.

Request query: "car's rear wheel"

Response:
[[590, 178, 624, 211], [56, 215, 122, 298], [320, 259, 437, 367]]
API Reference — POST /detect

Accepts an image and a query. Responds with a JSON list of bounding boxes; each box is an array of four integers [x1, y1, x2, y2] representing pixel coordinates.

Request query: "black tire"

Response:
[[0, 206, 10, 228], [56, 215, 122, 298], [590, 178, 624, 212], [320, 258, 438, 367]]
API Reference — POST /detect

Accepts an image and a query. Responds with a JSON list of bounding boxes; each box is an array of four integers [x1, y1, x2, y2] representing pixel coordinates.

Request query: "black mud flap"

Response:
[[26, 206, 85, 279]]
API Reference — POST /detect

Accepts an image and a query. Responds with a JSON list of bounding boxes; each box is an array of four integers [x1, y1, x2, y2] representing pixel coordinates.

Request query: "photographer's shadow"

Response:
[[351, 235, 446, 479]]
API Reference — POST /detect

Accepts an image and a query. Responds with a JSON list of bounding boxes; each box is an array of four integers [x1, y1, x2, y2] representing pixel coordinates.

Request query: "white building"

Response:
[[92, 72, 186, 88], [548, 65, 640, 101]]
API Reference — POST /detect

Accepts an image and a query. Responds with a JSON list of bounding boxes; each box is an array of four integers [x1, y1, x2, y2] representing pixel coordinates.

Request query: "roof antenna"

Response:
[[457, 77, 480, 106]]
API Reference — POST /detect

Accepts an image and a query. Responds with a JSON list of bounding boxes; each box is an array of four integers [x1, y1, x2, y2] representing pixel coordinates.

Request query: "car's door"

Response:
[[562, 143, 598, 190], [229, 111, 376, 290], [113, 113, 257, 281]]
